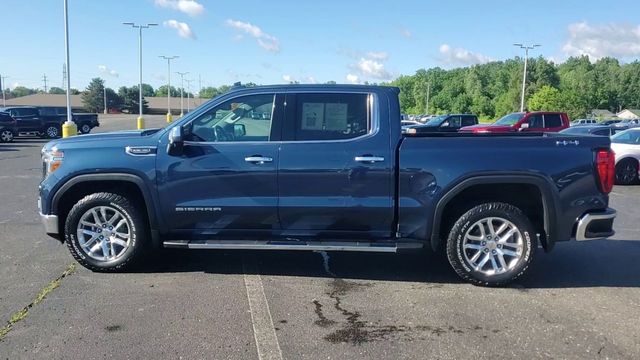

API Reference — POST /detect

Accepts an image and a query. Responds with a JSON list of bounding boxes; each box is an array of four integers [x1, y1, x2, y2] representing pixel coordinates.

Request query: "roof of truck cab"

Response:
[[226, 84, 400, 94]]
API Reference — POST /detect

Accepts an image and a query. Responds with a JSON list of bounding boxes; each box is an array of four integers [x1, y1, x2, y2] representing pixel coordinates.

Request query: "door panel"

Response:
[[278, 92, 394, 238], [156, 93, 283, 235]]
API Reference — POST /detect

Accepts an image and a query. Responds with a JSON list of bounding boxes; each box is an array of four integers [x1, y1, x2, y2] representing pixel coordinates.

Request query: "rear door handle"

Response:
[[354, 156, 385, 163], [245, 156, 273, 164]]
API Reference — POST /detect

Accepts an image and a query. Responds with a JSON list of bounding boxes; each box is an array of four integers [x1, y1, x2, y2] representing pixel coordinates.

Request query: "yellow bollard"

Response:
[[137, 116, 145, 130], [166, 112, 173, 123], [62, 121, 77, 138]]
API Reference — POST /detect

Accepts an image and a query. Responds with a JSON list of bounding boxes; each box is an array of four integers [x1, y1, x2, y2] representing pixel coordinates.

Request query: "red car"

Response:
[[459, 111, 570, 133]]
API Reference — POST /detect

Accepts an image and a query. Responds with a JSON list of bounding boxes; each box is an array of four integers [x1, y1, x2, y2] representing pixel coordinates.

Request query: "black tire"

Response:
[[615, 159, 639, 185], [79, 123, 92, 134], [64, 192, 147, 272], [446, 202, 537, 286], [0, 129, 14, 142], [45, 124, 61, 139]]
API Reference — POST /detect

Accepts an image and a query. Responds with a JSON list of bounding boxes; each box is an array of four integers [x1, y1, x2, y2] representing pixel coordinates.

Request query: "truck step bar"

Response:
[[162, 240, 423, 253]]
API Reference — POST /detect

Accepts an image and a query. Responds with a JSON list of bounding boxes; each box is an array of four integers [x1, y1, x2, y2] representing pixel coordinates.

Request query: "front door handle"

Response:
[[245, 156, 273, 164], [354, 155, 385, 163]]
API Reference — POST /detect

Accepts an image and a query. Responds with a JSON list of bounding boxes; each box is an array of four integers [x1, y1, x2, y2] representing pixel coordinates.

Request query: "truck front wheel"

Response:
[[446, 202, 537, 286], [79, 123, 92, 134], [64, 192, 146, 272]]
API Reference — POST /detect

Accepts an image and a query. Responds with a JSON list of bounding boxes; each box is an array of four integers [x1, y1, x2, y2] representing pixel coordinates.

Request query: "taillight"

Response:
[[596, 149, 615, 194]]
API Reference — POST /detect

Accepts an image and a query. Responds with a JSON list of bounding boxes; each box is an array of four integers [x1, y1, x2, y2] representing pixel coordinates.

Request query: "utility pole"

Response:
[[42, 74, 48, 93], [159, 55, 178, 122], [0, 75, 8, 107], [176, 71, 188, 117], [198, 74, 202, 105], [123, 22, 157, 129], [185, 78, 194, 112], [513, 43, 541, 112], [425, 82, 431, 115]]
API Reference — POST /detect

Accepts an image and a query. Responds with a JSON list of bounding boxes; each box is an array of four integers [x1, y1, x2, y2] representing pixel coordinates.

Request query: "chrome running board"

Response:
[[163, 240, 423, 253]]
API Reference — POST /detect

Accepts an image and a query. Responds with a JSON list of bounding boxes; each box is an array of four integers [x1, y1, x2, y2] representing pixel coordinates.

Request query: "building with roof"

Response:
[[616, 109, 640, 119], [589, 109, 616, 119]]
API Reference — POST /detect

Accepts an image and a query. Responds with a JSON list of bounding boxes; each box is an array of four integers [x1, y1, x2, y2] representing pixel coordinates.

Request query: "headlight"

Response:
[[43, 148, 64, 177]]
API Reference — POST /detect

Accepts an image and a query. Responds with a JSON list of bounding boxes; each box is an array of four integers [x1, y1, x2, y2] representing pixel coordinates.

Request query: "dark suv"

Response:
[[404, 114, 478, 133], [0, 106, 99, 138], [0, 112, 17, 142]]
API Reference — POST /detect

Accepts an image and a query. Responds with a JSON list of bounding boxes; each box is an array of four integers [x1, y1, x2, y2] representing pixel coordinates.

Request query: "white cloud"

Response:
[[400, 28, 412, 39], [282, 74, 295, 83], [562, 22, 640, 60], [225, 19, 280, 53], [438, 44, 493, 66], [354, 58, 392, 80], [154, 0, 204, 17], [366, 51, 389, 61], [98, 65, 119, 77], [163, 20, 196, 39], [10, 82, 20, 90], [346, 74, 360, 84]]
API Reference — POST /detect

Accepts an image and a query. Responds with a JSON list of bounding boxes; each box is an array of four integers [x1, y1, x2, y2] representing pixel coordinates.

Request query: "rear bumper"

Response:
[[575, 208, 616, 241]]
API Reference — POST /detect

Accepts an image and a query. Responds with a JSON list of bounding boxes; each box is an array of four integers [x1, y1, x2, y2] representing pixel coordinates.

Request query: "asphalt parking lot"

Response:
[[1, 114, 639, 359]]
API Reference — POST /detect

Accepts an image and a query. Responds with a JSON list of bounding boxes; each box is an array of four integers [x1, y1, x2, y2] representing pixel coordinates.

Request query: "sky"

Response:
[[1, 0, 640, 92]]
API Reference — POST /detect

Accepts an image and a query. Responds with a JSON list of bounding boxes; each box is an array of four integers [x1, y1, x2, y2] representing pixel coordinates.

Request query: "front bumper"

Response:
[[40, 213, 59, 235], [575, 208, 616, 241]]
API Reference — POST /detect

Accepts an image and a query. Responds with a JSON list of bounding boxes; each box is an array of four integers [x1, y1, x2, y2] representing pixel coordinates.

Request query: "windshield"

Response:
[[611, 130, 640, 144], [493, 112, 525, 126], [561, 127, 591, 134], [424, 115, 448, 126]]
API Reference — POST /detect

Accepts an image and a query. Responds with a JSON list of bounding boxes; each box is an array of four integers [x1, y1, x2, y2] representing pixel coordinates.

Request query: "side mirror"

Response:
[[519, 123, 529, 131], [167, 126, 184, 156], [233, 123, 246, 138]]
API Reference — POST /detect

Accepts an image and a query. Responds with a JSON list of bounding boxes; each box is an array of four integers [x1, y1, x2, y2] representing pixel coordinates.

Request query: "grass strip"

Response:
[[0, 263, 76, 341]]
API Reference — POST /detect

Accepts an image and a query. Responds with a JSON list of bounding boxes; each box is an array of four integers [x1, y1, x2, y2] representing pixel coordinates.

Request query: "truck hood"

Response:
[[459, 124, 514, 133], [43, 129, 162, 151]]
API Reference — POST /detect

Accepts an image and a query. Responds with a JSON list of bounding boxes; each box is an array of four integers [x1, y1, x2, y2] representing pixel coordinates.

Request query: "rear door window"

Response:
[[544, 114, 563, 128], [528, 114, 544, 129], [462, 116, 477, 126], [285, 93, 370, 141]]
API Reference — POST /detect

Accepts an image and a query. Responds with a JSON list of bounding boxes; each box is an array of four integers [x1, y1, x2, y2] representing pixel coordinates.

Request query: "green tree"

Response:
[[118, 86, 149, 114], [10, 86, 36, 98], [527, 86, 563, 112], [49, 87, 65, 94], [154, 85, 179, 97], [141, 83, 155, 97], [81, 78, 105, 112], [199, 86, 219, 99]]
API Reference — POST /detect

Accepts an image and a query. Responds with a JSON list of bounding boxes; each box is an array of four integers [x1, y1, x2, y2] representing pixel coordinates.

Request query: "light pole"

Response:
[[103, 82, 107, 114], [425, 82, 431, 115], [62, 0, 76, 138], [123, 22, 157, 129], [176, 71, 188, 117], [514, 43, 541, 112], [185, 78, 194, 113], [159, 55, 178, 122], [0, 75, 8, 107]]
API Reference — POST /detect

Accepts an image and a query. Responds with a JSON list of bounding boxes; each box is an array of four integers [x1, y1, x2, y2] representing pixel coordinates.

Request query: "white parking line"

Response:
[[242, 258, 283, 360]]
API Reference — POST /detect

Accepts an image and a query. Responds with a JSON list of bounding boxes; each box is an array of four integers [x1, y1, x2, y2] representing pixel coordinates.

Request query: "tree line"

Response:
[[387, 56, 640, 120]]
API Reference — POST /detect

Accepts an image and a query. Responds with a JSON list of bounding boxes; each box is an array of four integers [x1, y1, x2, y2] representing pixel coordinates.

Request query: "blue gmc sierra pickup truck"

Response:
[[38, 85, 617, 286]]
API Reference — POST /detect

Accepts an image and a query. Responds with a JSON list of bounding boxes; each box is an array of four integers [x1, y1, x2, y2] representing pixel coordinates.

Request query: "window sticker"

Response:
[[324, 103, 348, 131], [301, 103, 325, 130]]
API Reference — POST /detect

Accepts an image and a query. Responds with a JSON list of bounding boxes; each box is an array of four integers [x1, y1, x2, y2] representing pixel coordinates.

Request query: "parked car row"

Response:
[[571, 117, 640, 131], [0, 106, 99, 142]]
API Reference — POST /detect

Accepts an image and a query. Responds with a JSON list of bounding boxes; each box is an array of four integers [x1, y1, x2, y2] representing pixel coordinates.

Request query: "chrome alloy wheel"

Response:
[[76, 206, 131, 262], [462, 217, 524, 276], [46, 126, 59, 138]]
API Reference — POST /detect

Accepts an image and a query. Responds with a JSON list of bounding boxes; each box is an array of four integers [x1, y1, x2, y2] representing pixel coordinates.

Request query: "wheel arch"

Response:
[[51, 173, 160, 246], [430, 174, 559, 252]]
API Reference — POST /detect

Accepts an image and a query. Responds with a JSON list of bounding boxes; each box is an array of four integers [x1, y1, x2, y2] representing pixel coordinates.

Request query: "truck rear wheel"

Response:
[[446, 202, 536, 286], [64, 192, 146, 272], [80, 123, 92, 134]]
